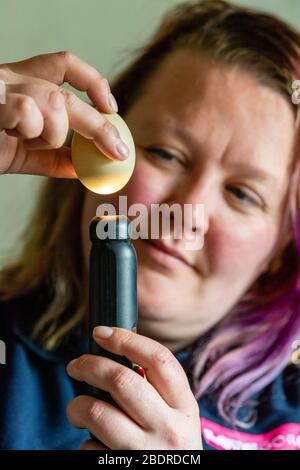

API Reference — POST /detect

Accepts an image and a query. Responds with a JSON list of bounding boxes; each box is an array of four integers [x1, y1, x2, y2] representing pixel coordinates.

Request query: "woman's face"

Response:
[[81, 50, 296, 352]]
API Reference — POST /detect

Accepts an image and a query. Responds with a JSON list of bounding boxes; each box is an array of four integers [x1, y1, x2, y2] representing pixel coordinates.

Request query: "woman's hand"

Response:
[[66, 326, 202, 450], [0, 52, 128, 178]]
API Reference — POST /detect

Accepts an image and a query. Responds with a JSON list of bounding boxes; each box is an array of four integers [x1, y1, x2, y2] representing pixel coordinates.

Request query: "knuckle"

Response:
[[57, 50, 75, 66], [60, 89, 77, 109], [18, 95, 36, 117], [151, 347, 175, 368], [163, 423, 185, 449], [86, 399, 105, 424], [119, 330, 134, 349], [74, 354, 90, 371], [110, 366, 135, 390]]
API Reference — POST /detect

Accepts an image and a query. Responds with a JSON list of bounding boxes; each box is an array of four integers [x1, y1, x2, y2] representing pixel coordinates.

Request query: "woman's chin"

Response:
[[137, 271, 182, 320]]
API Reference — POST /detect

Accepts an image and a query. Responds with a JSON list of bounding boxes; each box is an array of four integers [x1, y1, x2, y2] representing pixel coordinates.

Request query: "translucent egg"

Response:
[[71, 113, 136, 194]]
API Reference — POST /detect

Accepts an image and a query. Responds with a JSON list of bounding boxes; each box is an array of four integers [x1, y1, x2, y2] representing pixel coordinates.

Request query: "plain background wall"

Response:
[[0, 0, 299, 266]]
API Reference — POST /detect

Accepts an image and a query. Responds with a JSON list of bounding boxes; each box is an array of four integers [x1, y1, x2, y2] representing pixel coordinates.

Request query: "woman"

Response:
[[0, 0, 300, 450]]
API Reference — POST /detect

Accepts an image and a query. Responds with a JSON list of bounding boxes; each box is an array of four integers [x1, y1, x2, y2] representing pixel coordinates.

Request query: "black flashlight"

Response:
[[89, 215, 138, 408]]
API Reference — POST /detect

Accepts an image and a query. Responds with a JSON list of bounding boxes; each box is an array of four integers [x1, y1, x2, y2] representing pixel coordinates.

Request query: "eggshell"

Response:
[[71, 113, 135, 194]]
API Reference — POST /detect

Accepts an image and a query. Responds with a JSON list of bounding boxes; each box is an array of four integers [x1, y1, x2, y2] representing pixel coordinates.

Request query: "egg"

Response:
[[71, 113, 136, 194]]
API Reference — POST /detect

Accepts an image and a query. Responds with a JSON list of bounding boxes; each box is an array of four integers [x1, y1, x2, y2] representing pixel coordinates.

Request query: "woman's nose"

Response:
[[168, 171, 216, 236]]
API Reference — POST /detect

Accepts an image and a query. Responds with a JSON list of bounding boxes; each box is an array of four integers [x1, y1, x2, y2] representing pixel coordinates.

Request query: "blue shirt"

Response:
[[1, 293, 300, 450]]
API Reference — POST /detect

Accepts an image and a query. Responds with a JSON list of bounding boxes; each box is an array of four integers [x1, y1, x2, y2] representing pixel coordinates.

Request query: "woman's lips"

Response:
[[141, 239, 193, 270]]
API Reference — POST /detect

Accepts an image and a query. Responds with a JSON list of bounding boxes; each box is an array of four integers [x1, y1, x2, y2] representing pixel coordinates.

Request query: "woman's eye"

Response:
[[226, 186, 261, 207], [146, 147, 183, 165]]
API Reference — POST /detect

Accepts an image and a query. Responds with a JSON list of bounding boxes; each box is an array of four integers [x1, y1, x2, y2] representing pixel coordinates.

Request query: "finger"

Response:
[[60, 88, 129, 160], [23, 90, 69, 150], [92, 327, 192, 410], [67, 354, 169, 430], [6, 145, 77, 178], [67, 395, 146, 450], [80, 440, 109, 451], [0, 92, 43, 139], [6, 51, 118, 114]]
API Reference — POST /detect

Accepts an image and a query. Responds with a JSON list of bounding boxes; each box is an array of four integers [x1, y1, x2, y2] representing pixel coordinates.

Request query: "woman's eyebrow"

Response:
[[159, 122, 281, 189], [224, 162, 281, 189], [145, 120, 282, 189]]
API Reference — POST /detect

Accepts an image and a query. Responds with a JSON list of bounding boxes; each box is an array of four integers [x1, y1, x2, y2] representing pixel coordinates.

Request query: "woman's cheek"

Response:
[[123, 156, 168, 207], [208, 216, 277, 279]]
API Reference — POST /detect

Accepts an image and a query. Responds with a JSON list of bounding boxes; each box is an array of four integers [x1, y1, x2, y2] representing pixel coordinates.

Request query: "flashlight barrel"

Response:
[[89, 216, 137, 408]]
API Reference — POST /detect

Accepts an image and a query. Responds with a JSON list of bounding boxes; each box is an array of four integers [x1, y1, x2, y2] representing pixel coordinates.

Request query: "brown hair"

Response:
[[0, 0, 299, 353]]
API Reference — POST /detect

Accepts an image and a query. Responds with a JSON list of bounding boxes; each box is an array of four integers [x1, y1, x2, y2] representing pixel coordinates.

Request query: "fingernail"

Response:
[[116, 141, 129, 159], [94, 325, 113, 339], [107, 93, 118, 113]]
